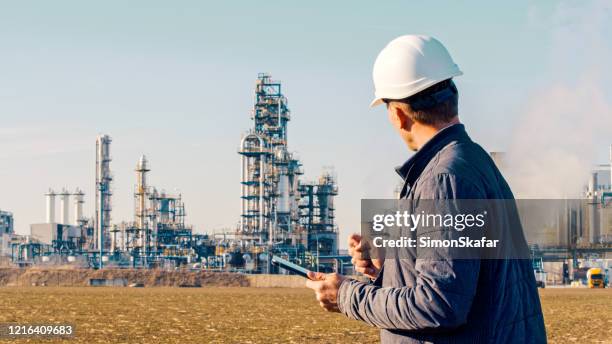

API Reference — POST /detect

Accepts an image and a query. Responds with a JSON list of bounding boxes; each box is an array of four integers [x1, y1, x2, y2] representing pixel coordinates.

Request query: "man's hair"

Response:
[[385, 79, 458, 126]]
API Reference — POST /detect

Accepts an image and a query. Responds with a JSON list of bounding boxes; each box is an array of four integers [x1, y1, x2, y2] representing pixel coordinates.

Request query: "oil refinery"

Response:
[[0, 74, 611, 285], [1, 73, 342, 273]]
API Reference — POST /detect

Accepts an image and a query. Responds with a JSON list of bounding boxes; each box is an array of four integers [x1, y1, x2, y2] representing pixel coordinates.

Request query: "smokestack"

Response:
[[73, 188, 84, 225], [45, 189, 56, 223], [60, 188, 70, 225], [609, 144, 612, 190]]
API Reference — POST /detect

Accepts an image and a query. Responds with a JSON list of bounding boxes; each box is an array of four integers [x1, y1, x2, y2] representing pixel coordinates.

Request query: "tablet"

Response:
[[271, 255, 312, 279]]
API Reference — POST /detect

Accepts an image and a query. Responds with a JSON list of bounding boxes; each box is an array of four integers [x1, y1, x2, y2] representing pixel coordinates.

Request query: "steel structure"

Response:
[[0, 210, 13, 235], [12, 136, 199, 268], [239, 73, 304, 246], [109, 156, 195, 267], [236, 73, 339, 273], [10, 75, 341, 273], [135, 155, 150, 256], [580, 144, 612, 245], [299, 172, 339, 256], [95, 134, 113, 257]]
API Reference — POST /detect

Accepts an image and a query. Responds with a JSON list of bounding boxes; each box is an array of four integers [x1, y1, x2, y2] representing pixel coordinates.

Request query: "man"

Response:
[[306, 35, 547, 343]]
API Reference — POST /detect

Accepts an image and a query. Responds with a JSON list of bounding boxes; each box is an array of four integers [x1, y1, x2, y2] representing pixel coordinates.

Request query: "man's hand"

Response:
[[348, 233, 382, 279], [305, 272, 346, 313]]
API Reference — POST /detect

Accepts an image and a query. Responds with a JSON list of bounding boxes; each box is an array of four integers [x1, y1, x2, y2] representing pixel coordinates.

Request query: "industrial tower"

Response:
[[299, 172, 339, 255], [239, 73, 304, 246], [95, 134, 113, 254], [135, 155, 150, 256], [238, 74, 339, 259]]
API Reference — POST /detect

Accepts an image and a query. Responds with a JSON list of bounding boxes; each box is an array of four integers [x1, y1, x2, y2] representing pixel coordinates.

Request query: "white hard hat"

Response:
[[370, 35, 462, 107]]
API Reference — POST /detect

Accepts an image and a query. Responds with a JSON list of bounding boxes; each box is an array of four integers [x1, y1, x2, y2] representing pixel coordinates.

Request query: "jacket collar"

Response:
[[395, 123, 469, 190]]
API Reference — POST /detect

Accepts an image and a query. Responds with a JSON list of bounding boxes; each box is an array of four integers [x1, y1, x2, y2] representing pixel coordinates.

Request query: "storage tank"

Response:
[[59, 188, 70, 225], [45, 189, 56, 223], [73, 188, 84, 225]]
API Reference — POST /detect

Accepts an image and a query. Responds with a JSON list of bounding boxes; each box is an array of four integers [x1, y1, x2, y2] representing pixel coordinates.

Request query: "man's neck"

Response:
[[413, 118, 460, 150]]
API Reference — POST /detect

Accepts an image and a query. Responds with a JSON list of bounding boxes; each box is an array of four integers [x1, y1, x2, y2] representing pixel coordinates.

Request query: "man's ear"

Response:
[[393, 105, 412, 131]]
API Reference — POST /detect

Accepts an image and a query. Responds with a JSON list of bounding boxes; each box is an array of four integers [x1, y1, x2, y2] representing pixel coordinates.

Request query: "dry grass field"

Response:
[[0, 287, 609, 343]]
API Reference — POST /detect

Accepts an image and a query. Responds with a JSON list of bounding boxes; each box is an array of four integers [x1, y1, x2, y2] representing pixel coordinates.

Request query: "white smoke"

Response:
[[505, 0, 612, 198]]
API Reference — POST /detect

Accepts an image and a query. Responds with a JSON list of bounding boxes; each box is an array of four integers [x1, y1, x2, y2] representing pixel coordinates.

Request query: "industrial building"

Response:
[[490, 148, 612, 286], [10, 73, 341, 273], [235, 73, 339, 272], [2, 73, 609, 283], [10, 137, 206, 268], [0, 210, 14, 257], [489, 149, 612, 248]]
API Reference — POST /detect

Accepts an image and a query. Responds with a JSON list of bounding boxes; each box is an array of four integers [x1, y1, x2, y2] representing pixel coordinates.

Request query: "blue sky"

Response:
[[1, 0, 611, 247]]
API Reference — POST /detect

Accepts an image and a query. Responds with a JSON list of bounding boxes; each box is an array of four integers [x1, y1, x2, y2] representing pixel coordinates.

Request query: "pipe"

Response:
[[241, 152, 246, 233], [110, 225, 116, 253], [98, 182, 104, 268], [261, 154, 267, 245]]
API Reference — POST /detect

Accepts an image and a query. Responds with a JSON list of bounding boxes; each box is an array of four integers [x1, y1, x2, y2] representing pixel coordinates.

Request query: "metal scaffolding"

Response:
[[299, 172, 339, 256], [238, 73, 339, 269], [239, 73, 304, 246]]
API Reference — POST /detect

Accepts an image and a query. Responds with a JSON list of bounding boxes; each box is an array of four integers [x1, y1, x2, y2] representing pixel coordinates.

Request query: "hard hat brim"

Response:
[[370, 71, 463, 109], [369, 98, 385, 108]]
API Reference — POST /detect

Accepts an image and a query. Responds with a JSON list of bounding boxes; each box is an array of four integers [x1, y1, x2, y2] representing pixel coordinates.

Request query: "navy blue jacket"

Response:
[[337, 124, 547, 343]]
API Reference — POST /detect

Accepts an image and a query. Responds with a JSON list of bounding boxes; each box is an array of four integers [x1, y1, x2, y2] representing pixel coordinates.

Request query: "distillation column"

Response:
[[135, 155, 150, 255], [73, 188, 84, 225], [239, 134, 267, 243], [95, 134, 113, 254], [238, 73, 300, 246]]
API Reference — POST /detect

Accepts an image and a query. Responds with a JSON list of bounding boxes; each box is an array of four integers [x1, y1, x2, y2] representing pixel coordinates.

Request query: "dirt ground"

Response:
[[0, 268, 249, 288], [539, 288, 611, 343], [0, 287, 609, 343]]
